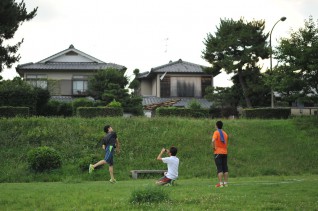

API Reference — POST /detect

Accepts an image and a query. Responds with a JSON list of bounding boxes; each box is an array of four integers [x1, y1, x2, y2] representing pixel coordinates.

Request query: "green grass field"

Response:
[[0, 175, 317, 210], [0, 117, 318, 210]]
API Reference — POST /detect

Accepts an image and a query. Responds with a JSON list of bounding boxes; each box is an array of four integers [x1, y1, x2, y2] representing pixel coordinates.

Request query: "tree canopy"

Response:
[[275, 16, 318, 101], [0, 0, 37, 72], [202, 18, 269, 108]]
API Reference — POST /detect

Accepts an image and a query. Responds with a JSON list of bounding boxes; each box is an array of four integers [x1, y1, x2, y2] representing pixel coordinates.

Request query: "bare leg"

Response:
[[109, 165, 114, 180], [224, 172, 229, 183], [93, 160, 106, 168], [217, 172, 223, 183]]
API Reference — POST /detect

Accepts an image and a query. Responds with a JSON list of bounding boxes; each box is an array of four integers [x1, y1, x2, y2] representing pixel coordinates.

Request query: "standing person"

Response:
[[156, 146, 179, 185], [212, 121, 229, 188], [89, 125, 120, 183]]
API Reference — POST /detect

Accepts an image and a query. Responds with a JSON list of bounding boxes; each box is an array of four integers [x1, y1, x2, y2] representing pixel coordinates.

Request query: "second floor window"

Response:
[[26, 74, 47, 89], [73, 75, 88, 95]]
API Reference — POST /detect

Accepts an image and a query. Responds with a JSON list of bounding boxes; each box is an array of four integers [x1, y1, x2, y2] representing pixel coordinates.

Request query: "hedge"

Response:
[[0, 106, 29, 118], [77, 107, 123, 117], [156, 107, 209, 118], [242, 108, 291, 119]]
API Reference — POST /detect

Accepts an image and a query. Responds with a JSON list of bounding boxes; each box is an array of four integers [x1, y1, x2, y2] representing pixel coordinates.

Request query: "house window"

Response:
[[171, 77, 201, 97], [26, 74, 47, 89], [72, 75, 88, 95], [201, 77, 212, 97]]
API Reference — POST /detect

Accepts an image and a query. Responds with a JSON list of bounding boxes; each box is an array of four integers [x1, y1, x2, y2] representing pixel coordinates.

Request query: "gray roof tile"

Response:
[[17, 62, 125, 71], [142, 96, 212, 109]]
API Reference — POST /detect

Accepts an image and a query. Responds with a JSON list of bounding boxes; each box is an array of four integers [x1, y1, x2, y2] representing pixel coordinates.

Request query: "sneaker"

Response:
[[215, 183, 224, 188], [88, 164, 94, 174], [109, 179, 117, 184]]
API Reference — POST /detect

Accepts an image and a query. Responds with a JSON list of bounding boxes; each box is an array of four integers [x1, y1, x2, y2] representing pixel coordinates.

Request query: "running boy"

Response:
[[89, 125, 120, 183]]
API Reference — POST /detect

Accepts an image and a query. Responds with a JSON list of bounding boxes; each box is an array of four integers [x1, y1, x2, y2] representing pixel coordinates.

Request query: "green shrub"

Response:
[[187, 99, 202, 109], [0, 106, 29, 117], [130, 186, 170, 204], [72, 98, 94, 114], [78, 155, 100, 172], [107, 99, 122, 107], [77, 107, 123, 117], [221, 107, 238, 118], [156, 107, 209, 118], [27, 146, 62, 172], [242, 108, 291, 119], [42, 100, 72, 117]]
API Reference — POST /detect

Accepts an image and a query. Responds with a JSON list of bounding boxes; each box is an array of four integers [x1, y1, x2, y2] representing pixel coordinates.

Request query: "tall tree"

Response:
[[88, 68, 129, 103], [202, 18, 269, 108], [275, 16, 318, 98], [0, 0, 37, 72]]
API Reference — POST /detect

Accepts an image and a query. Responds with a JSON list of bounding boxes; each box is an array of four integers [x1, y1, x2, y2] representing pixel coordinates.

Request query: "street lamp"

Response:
[[270, 16, 286, 108]]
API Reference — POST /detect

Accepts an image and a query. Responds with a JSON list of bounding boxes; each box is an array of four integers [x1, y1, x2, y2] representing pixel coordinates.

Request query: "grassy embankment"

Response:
[[0, 116, 317, 182]]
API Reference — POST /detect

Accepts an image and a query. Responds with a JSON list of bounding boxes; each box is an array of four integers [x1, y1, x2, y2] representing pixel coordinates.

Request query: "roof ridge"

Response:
[[151, 59, 183, 71]]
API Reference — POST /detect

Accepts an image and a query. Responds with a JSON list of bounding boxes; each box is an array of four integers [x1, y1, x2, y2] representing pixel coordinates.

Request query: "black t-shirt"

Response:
[[102, 132, 117, 148]]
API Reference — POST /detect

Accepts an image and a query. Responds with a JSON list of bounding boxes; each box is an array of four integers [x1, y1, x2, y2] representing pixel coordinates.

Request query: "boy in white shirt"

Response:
[[156, 146, 179, 185]]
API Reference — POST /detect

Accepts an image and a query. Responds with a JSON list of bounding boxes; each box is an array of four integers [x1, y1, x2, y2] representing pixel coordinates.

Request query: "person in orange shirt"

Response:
[[212, 121, 229, 188]]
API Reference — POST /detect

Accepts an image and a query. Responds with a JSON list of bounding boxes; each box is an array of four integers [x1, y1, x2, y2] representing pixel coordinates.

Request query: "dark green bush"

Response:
[[209, 107, 222, 118], [130, 186, 170, 204], [78, 155, 100, 172], [221, 107, 238, 118], [242, 108, 291, 119], [72, 98, 94, 114], [77, 107, 123, 117], [27, 146, 62, 172], [0, 106, 29, 117], [156, 107, 209, 118], [42, 100, 73, 117]]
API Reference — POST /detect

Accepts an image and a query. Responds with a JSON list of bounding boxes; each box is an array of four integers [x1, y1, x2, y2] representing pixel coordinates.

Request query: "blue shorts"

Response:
[[104, 145, 114, 166]]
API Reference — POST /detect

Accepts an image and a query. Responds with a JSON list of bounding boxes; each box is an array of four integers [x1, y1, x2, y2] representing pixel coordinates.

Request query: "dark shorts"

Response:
[[214, 154, 228, 173], [104, 145, 114, 166]]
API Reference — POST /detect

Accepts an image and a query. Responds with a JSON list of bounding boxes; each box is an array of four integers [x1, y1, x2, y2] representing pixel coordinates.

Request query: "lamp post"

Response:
[[270, 16, 286, 108]]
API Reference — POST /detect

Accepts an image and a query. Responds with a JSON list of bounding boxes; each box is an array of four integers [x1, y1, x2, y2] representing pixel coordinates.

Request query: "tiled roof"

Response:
[[16, 62, 125, 71], [142, 96, 212, 110], [137, 59, 210, 79], [151, 59, 207, 73]]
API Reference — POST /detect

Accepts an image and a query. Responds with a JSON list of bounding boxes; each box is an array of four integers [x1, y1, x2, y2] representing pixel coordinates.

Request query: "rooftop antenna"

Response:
[[164, 37, 168, 53]]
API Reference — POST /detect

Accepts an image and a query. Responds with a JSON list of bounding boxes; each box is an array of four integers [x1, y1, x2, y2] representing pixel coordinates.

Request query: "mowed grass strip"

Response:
[[0, 175, 317, 210]]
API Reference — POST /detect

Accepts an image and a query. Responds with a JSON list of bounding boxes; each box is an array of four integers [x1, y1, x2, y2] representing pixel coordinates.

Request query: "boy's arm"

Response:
[[156, 148, 166, 161], [115, 138, 120, 153]]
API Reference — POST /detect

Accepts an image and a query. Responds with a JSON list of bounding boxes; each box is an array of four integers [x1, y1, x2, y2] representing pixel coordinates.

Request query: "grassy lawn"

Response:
[[0, 175, 317, 210]]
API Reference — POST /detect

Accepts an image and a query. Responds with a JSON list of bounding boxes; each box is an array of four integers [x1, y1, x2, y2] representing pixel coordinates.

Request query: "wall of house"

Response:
[[170, 76, 201, 97], [140, 80, 153, 96], [291, 107, 318, 116]]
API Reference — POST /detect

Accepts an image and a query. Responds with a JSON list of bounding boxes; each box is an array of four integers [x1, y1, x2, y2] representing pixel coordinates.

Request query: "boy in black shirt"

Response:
[[89, 125, 120, 183]]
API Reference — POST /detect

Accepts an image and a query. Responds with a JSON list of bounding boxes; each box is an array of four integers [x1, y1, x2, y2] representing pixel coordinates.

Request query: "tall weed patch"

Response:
[[130, 186, 170, 204]]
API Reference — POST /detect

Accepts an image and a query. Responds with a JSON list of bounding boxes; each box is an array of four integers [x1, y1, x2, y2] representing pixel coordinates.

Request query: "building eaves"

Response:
[[17, 62, 125, 70]]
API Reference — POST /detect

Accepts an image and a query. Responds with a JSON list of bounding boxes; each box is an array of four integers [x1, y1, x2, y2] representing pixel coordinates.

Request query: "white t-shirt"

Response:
[[162, 156, 179, 180]]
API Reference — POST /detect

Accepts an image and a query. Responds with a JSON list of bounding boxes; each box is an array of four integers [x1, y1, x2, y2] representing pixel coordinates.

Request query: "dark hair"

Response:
[[104, 125, 111, 133], [169, 146, 178, 156], [216, 121, 223, 129]]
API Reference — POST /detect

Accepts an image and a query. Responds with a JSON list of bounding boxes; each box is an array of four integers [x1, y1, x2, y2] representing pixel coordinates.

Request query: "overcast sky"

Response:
[[1, 0, 318, 87]]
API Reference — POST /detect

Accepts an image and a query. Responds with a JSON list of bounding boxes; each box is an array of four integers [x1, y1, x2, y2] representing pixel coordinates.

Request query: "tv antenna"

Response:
[[164, 37, 169, 53]]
